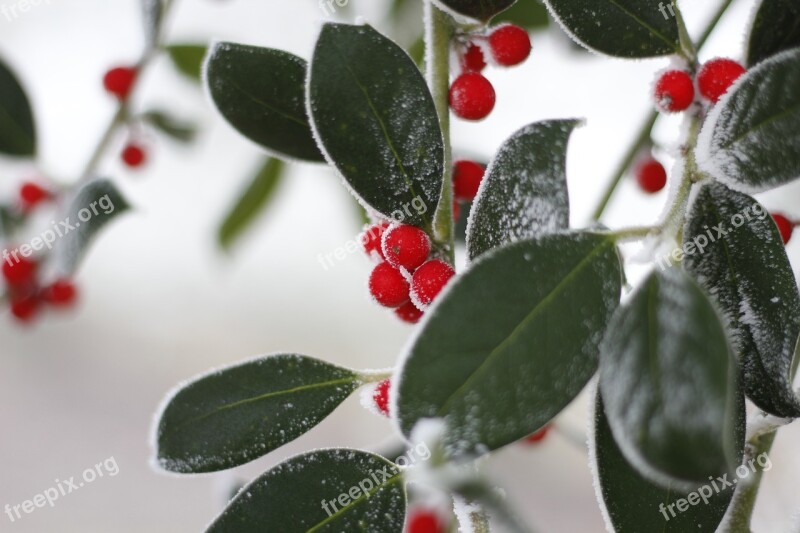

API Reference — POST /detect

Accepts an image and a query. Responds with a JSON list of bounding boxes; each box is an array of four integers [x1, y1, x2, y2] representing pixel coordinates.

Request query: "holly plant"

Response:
[[152, 0, 800, 531]]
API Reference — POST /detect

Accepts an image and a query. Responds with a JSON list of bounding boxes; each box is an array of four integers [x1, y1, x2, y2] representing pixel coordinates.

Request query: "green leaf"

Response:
[[166, 44, 207, 81], [396, 232, 622, 458], [142, 110, 198, 143], [494, 0, 550, 29], [599, 268, 741, 489], [155, 354, 362, 473], [207, 449, 406, 533], [435, 0, 516, 22], [217, 158, 285, 251], [466, 120, 579, 261], [542, 0, 681, 58], [308, 24, 443, 230], [593, 391, 744, 533], [698, 47, 800, 192], [746, 0, 800, 66], [683, 181, 800, 418], [206, 42, 324, 163], [0, 57, 36, 157], [52, 179, 130, 275]]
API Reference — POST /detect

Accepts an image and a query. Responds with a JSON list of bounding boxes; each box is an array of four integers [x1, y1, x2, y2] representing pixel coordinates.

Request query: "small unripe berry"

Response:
[[462, 43, 486, 72], [449, 72, 495, 121], [697, 58, 746, 104], [19, 182, 51, 213], [103, 66, 137, 100], [635, 158, 667, 194], [395, 301, 424, 324], [523, 425, 552, 445], [771, 213, 794, 244], [411, 259, 455, 309], [382, 225, 431, 271], [453, 160, 485, 201], [654, 70, 695, 113], [2, 256, 37, 287], [122, 143, 146, 168], [10, 294, 40, 324], [361, 222, 389, 261], [488, 24, 532, 66], [406, 508, 445, 533], [42, 279, 78, 307], [373, 379, 391, 416], [369, 262, 410, 308]]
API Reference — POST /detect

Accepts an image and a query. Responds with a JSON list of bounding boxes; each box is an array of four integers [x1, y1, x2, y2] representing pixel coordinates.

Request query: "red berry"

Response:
[[654, 70, 695, 113], [771, 213, 794, 244], [635, 158, 667, 194], [462, 43, 486, 72], [361, 222, 389, 261], [2, 256, 37, 287], [382, 225, 431, 271], [453, 160, 485, 201], [369, 262, 410, 308], [697, 58, 746, 104], [42, 279, 78, 307], [103, 66, 137, 100], [19, 182, 52, 213], [524, 425, 552, 445], [406, 509, 444, 533], [488, 24, 532, 67], [411, 259, 455, 308], [122, 144, 146, 168], [449, 73, 495, 121], [395, 301, 424, 324], [373, 379, 391, 416], [10, 294, 40, 324], [452, 200, 461, 221]]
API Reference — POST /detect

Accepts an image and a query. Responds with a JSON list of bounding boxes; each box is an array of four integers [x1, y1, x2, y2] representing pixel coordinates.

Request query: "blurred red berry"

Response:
[[449, 73, 495, 121], [452, 200, 461, 221], [373, 379, 391, 416], [635, 158, 667, 194], [771, 213, 794, 244], [488, 24, 532, 66], [122, 143, 146, 168], [369, 262, 410, 308], [462, 43, 486, 72], [697, 58, 746, 103], [361, 222, 390, 261], [524, 425, 552, 444], [2, 256, 37, 287], [10, 294, 40, 324], [382, 225, 431, 271], [395, 301, 424, 324], [453, 160, 485, 201], [654, 70, 695, 113], [411, 259, 455, 308], [406, 508, 444, 533], [19, 182, 51, 213], [103, 66, 137, 100], [42, 279, 78, 307]]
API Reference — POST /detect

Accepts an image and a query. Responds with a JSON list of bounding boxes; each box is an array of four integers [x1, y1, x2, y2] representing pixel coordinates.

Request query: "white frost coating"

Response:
[[539, 1, 617, 59], [745, 410, 793, 441], [585, 381, 615, 533], [452, 495, 482, 533], [429, 0, 483, 26], [360, 382, 385, 416]]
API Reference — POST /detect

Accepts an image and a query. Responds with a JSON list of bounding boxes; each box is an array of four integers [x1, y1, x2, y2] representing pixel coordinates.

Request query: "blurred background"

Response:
[[1, 0, 799, 531]]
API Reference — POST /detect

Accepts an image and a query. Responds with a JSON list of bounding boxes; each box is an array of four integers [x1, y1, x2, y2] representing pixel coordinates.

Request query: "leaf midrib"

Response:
[[306, 473, 403, 532], [607, 0, 681, 53]]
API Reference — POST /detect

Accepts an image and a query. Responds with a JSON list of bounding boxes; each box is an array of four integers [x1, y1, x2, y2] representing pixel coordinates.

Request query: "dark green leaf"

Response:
[[207, 449, 406, 533], [0, 58, 36, 157], [467, 120, 579, 261], [52, 179, 130, 275], [746, 0, 800, 66], [599, 269, 741, 489], [155, 354, 362, 473], [142, 110, 198, 143], [308, 24, 443, 230], [494, 0, 550, 29], [217, 158, 285, 251], [436, 0, 516, 22], [542, 0, 681, 58], [593, 390, 744, 533], [683, 181, 800, 417], [698, 47, 800, 192], [166, 44, 207, 81], [397, 232, 622, 458], [206, 42, 324, 162]]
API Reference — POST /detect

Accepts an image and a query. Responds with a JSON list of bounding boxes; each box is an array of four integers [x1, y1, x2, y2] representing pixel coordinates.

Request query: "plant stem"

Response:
[[722, 431, 776, 532], [424, 0, 455, 264]]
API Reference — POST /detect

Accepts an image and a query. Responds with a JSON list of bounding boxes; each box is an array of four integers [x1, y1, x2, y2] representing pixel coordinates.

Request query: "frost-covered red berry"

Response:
[[361, 222, 389, 261], [122, 143, 146, 168], [449, 72, 495, 121], [2, 256, 37, 287], [395, 301, 424, 324], [411, 259, 455, 308], [382, 225, 431, 271], [42, 279, 78, 307], [453, 160, 485, 201], [462, 43, 486, 72], [10, 294, 40, 324], [103, 66, 137, 100], [653, 70, 695, 113], [524, 425, 552, 445], [697, 58, 746, 104], [771, 213, 794, 244], [373, 379, 391, 416], [635, 158, 667, 194], [488, 24, 532, 66], [19, 182, 51, 213], [369, 262, 410, 308], [406, 508, 444, 533]]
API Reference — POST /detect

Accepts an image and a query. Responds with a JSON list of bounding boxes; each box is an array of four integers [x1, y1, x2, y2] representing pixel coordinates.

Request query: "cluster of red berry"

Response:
[[405, 507, 447, 533], [449, 24, 532, 121], [103, 66, 148, 169], [2, 257, 77, 324], [771, 213, 796, 245]]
